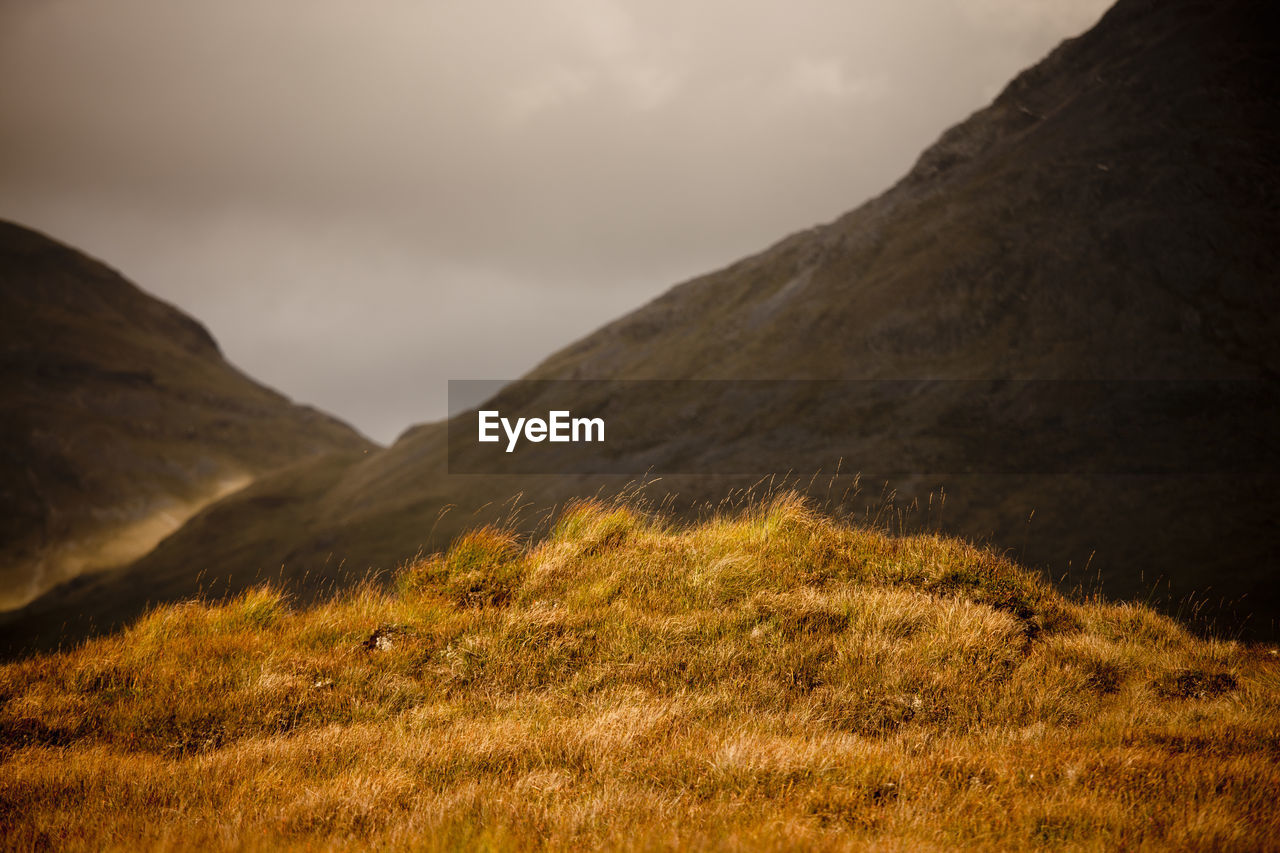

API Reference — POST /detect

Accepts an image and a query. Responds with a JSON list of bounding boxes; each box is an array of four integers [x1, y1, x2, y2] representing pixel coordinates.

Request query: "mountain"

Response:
[[4, 0, 1278, 654], [0, 221, 374, 612]]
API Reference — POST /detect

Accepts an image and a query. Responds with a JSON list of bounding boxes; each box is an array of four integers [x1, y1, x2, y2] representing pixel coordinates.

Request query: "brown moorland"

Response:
[[3, 495, 1277, 850]]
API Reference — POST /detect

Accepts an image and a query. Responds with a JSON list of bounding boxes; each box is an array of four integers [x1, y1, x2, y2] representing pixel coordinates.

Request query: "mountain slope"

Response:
[[0, 221, 374, 610], [5, 0, 1277, 653], [531, 0, 1277, 382]]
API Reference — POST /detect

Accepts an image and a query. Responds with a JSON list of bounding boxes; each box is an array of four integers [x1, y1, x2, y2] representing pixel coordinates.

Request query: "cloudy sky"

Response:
[[0, 0, 1112, 443]]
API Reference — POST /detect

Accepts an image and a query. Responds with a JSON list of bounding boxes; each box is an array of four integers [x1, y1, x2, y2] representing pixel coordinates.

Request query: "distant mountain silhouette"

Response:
[[0, 222, 373, 613], [4, 0, 1277, 654]]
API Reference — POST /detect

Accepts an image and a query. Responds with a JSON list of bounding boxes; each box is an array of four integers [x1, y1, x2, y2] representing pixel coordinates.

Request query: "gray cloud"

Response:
[[0, 0, 1112, 442]]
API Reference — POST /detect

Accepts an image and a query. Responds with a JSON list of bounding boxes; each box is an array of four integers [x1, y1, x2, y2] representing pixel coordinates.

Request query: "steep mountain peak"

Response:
[[532, 0, 1277, 383], [0, 221, 373, 610], [0, 221, 221, 360]]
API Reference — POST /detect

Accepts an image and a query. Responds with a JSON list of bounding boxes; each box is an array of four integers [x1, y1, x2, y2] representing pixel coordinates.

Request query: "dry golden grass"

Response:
[[3, 493, 1278, 850]]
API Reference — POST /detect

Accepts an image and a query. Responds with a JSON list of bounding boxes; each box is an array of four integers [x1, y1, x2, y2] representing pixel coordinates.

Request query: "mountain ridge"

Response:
[[530, 0, 1277, 384], [0, 221, 375, 612]]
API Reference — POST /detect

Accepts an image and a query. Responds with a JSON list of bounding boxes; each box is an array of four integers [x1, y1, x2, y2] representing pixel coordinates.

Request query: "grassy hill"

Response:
[[2, 496, 1277, 849], [0, 222, 373, 611]]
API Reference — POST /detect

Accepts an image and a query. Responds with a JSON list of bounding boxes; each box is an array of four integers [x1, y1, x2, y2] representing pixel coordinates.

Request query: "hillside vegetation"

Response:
[[3, 495, 1277, 850]]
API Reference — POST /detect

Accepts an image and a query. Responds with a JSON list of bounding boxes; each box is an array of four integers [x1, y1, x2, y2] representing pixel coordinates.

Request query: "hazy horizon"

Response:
[[0, 0, 1113, 443]]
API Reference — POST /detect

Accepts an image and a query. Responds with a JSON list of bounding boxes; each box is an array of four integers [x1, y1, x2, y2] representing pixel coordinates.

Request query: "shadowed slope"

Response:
[[0, 222, 374, 610]]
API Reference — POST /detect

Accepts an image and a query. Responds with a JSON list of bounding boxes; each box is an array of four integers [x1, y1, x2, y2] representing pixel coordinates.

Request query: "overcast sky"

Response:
[[0, 0, 1112, 443]]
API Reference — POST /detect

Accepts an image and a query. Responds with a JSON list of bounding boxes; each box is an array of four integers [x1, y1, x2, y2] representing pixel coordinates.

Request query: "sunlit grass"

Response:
[[2, 493, 1277, 850]]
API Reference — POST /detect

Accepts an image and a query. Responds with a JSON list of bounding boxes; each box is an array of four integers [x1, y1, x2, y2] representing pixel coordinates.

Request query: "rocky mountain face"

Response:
[[0, 222, 373, 612], [4, 0, 1277, 654], [532, 0, 1277, 383]]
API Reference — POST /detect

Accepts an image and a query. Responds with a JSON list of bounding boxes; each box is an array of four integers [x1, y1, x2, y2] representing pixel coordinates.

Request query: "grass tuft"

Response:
[[401, 526, 525, 608]]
